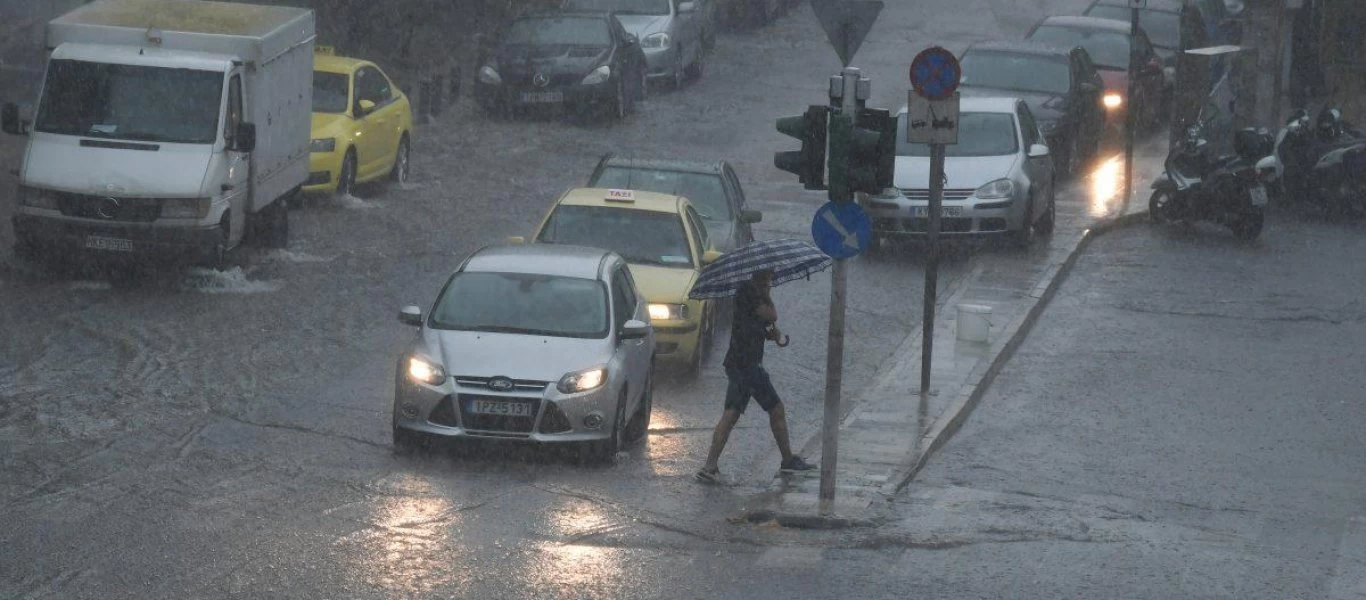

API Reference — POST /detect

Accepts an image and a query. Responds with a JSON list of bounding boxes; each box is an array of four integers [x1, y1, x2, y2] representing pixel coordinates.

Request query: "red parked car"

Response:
[[1025, 15, 1166, 134]]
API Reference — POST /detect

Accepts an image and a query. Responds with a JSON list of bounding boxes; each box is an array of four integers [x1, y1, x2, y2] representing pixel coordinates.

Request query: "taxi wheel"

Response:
[[389, 136, 410, 184], [337, 150, 357, 197]]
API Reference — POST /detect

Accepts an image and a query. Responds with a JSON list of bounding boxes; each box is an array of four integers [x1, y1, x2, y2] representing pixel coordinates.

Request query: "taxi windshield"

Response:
[[429, 272, 609, 338], [591, 168, 732, 220], [312, 72, 349, 113], [537, 205, 694, 268]]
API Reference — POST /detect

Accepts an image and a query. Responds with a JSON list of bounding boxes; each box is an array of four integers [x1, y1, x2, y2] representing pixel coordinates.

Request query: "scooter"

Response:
[[1272, 106, 1366, 218], [1150, 123, 1275, 240]]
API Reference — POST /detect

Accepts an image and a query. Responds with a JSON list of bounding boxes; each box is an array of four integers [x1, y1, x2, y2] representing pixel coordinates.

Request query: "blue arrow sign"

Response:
[[811, 201, 871, 260]]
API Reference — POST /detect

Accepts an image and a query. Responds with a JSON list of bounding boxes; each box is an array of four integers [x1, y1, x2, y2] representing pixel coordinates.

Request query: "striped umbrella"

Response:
[[687, 238, 833, 299]]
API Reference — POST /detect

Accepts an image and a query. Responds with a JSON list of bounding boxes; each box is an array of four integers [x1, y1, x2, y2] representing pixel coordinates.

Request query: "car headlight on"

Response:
[[581, 65, 611, 86], [162, 197, 211, 219], [478, 65, 502, 85], [16, 185, 58, 210], [974, 178, 1015, 199], [1103, 93, 1124, 109], [648, 303, 689, 321], [407, 355, 447, 385], [310, 138, 335, 153], [557, 367, 606, 394], [641, 32, 671, 49]]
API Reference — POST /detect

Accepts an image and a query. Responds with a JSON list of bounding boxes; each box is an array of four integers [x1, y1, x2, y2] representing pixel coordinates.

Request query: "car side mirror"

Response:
[[1, 102, 24, 135], [701, 249, 723, 265], [233, 122, 256, 152], [506, 235, 526, 244], [678, 1, 696, 13], [740, 209, 763, 224], [399, 305, 423, 327], [620, 319, 650, 340], [1028, 144, 1050, 158], [358, 99, 377, 115]]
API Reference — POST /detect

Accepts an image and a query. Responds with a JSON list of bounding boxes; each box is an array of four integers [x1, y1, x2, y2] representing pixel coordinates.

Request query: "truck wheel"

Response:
[[389, 136, 410, 184]]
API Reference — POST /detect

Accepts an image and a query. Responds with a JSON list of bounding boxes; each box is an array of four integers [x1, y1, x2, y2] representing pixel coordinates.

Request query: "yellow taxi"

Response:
[[306, 46, 415, 196], [525, 187, 722, 373]]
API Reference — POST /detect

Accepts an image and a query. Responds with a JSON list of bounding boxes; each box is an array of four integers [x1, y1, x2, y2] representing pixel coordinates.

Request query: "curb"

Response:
[[878, 208, 1151, 496]]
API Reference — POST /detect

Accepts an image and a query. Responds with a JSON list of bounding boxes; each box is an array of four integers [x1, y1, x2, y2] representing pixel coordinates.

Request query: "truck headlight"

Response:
[[310, 138, 335, 153], [478, 65, 502, 85], [974, 179, 1015, 199], [16, 185, 58, 210], [407, 355, 447, 385], [582, 65, 611, 86], [162, 197, 211, 219], [641, 32, 671, 49], [648, 303, 689, 321], [1103, 93, 1123, 109], [558, 367, 606, 394]]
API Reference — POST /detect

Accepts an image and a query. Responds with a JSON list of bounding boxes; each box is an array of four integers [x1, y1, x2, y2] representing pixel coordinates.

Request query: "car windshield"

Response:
[[1028, 25, 1131, 70], [1087, 5, 1180, 48], [312, 72, 349, 113], [429, 272, 609, 338], [34, 59, 223, 144], [564, 0, 671, 16], [897, 112, 1019, 157], [960, 51, 1071, 95], [537, 205, 694, 268], [505, 16, 612, 46], [591, 168, 732, 220]]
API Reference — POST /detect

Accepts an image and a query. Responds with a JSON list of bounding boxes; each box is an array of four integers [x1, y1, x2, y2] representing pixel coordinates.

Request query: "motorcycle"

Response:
[[1272, 106, 1366, 218], [1150, 122, 1275, 240]]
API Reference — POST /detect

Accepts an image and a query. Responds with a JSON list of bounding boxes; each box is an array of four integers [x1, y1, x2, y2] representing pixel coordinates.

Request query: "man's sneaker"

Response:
[[694, 467, 721, 484], [780, 456, 816, 473]]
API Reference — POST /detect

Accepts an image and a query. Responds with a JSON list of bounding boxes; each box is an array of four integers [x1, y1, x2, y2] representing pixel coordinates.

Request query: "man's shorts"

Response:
[[723, 365, 781, 414]]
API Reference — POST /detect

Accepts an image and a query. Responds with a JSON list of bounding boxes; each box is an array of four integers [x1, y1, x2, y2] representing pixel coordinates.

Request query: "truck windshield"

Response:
[[34, 59, 224, 144]]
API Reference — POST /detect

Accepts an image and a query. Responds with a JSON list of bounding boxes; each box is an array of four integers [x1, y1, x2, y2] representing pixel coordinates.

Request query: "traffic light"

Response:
[[827, 108, 893, 202], [775, 105, 829, 191]]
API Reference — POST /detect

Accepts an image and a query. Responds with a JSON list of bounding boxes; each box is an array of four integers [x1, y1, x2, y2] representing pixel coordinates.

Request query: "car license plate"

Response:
[[911, 206, 962, 218], [85, 235, 133, 252], [520, 91, 563, 104], [468, 399, 534, 417], [1249, 185, 1268, 207]]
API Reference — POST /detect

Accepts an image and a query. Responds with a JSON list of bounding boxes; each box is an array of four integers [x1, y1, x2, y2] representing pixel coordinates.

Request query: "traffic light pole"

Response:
[[818, 66, 862, 517], [920, 143, 945, 414]]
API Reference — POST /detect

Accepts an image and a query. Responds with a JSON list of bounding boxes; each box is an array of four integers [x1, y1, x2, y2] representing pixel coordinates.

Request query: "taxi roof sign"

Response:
[[315, 44, 335, 55], [605, 189, 636, 202]]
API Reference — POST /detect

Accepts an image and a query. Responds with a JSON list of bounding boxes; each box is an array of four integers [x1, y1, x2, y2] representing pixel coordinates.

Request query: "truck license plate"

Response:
[[911, 206, 962, 218], [520, 91, 563, 104], [469, 399, 534, 417], [1249, 185, 1268, 207], [85, 235, 133, 252]]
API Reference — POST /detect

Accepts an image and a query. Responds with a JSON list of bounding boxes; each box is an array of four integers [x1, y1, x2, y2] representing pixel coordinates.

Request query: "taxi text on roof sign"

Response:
[[605, 189, 636, 202], [315, 45, 336, 55]]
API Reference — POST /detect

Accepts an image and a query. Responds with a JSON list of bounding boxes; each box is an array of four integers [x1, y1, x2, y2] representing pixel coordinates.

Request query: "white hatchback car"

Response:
[[864, 96, 1057, 248], [392, 244, 656, 460]]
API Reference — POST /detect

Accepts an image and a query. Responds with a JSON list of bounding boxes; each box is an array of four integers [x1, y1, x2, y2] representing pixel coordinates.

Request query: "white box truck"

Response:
[[1, 0, 314, 264]]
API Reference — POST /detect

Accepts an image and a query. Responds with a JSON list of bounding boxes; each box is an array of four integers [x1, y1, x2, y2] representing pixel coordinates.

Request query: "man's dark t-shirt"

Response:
[[723, 281, 772, 369]]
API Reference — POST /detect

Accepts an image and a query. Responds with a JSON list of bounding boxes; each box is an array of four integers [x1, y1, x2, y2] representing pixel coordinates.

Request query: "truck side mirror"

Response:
[[1, 103, 22, 135], [233, 122, 256, 152]]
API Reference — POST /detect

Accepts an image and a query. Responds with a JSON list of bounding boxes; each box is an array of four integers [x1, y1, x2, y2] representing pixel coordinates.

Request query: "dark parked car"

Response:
[[1026, 16, 1166, 134], [474, 11, 648, 120], [958, 41, 1107, 178], [587, 156, 762, 252]]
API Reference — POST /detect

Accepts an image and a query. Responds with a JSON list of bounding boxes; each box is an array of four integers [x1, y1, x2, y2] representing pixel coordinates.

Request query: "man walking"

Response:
[[695, 269, 815, 483]]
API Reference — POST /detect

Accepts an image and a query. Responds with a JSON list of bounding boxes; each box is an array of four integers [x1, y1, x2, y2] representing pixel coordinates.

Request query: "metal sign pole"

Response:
[[819, 66, 861, 517], [1123, 6, 1140, 215], [920, 143, 944, 412]]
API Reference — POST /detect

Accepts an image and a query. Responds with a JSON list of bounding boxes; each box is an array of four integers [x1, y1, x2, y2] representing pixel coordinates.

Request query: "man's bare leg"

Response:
[[768, 402, 794, 462], [702, 409, 744, 472]]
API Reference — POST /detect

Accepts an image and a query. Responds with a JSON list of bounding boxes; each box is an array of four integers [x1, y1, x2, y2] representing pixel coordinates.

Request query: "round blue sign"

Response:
[[811, 202, 872, 260], [910, 46, 961, 101]]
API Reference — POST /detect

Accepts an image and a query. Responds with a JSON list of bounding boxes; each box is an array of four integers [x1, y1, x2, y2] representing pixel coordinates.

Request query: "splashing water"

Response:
[[181, 267, 282, 294]]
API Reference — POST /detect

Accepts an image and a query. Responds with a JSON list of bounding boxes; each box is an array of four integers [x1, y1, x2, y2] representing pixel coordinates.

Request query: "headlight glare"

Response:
[[581, 65, 611, 86], [1103, 93, 1123, 109], [310, 138, 336, 153], [974, 179, 1015, 199], [647, 303, 688, 321], [162, 197, 211, 219], [16, 186, 58, 209], [478, 65, 502, 85], [407, 355, 447, 385], [558, 367, 606, 394], [641, 32, 671, 49]]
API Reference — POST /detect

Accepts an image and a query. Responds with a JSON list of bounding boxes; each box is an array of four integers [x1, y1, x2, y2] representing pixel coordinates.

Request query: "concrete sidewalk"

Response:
[[743, 146, 1164, 525]]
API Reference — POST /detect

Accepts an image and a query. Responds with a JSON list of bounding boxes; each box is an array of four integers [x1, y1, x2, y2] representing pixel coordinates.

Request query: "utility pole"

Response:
[[1123, 3, 1142, 215]]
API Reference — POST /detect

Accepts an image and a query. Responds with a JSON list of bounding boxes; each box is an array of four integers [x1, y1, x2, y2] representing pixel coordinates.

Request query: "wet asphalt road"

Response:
[[0, 0, 1184, 597]]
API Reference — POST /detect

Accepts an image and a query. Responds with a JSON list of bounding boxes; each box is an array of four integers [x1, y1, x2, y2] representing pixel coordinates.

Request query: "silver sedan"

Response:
[[565, 0, 713, 87], [863, 96, 1057, 248], [392, 244, 656, 460]]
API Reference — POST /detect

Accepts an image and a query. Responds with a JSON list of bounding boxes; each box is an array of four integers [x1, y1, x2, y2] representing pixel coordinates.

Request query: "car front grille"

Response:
[[454, 376, 550, 392], [56, 192, 162, 222], [899, 188, 975, 201], [458, 394, 541, 434]]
